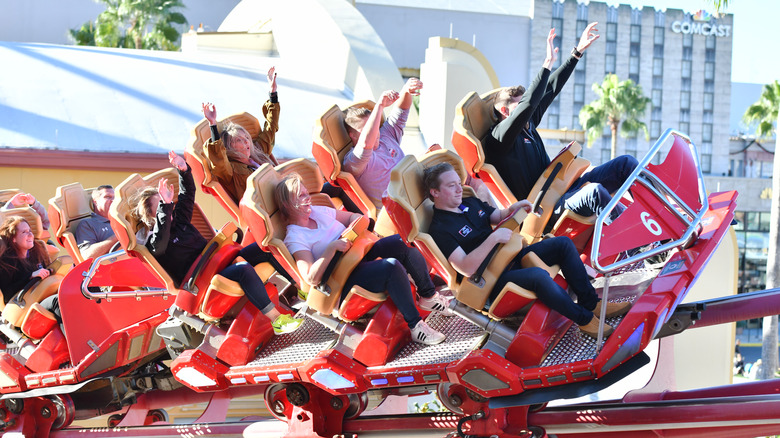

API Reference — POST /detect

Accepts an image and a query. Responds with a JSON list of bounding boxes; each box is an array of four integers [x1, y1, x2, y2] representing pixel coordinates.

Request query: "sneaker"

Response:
[[592, 300, 631, 318], [272, 314, 304, 335], [297, 288, 308, 301], [410, 320, 446, 345], [419, 292, 454, 316], [579, 316, 613, 338]]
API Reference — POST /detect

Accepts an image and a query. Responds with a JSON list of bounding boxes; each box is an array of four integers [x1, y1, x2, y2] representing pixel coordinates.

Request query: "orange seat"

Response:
[[312, 101, 380, 219], [451, 91, 594, 243], [48, 183, 95, 264], [385, 149, 564, 320]]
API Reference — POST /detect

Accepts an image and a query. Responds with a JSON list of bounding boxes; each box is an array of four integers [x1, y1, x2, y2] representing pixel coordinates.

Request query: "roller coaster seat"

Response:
[[451, 90, 595, 244], [1, 256, 71, 337], [311, 101, 381, 219], [186, 112, 278, 230], [48, 183, 95, 264], [0, 202, 59, 258], [111, 168, 248, 320], [385, 150, 561, 320], [241, 163, 389, 322]]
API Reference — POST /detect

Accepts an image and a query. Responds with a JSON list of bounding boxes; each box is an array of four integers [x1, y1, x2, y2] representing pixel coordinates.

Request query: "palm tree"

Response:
[[69, 0, 188, 51], [744, 81, 780, 380], [743, 80, 780, 139], [579, 74, 651, 159]]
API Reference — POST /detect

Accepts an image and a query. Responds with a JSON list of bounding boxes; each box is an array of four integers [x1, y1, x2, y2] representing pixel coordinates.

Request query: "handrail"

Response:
[[590, 129, 709, 274], [80, 250, 171, 301]]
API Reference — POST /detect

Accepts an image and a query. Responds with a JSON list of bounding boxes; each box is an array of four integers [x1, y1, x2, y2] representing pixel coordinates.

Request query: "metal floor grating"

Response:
[[246, 317, 338, 368], [375, 313, 485, 369]]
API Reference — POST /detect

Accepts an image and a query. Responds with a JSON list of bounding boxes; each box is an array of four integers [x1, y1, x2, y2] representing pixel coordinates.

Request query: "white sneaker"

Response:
[[410, 320, 445, 345], [418, 292, 454, 316]]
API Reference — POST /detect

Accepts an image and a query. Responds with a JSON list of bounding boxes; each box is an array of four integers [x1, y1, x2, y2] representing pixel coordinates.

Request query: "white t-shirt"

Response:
[[284, 206, 346, 260]]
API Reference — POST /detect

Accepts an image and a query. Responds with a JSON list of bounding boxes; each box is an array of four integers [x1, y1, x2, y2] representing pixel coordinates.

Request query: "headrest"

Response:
[[60, 183, 93, 221], [112, 168, 179, 251], [276, 158, 325, 194], [452, 89, 501, 174], [0, 189, 23, 205], [313, 100, 379, 181]]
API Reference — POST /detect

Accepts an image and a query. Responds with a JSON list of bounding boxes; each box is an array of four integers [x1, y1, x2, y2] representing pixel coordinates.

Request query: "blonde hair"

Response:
[[220, 121, 273, 166], [274, 173, 304, 220], [129, 187, 159, 232]]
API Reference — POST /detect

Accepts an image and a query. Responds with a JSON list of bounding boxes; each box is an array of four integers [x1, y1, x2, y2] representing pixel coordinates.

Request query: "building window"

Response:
[[606, 54, 616, 74], [706, 34, 716, 49], [704, 62, 715, 80], [547, 114, 559, 129], [653, 76, 664, 89], [704, 80, 715, 93], [652, 89, 663, 107], [653, 58, 664, 76], [703, 110, 714, 124], [683, 32, 693, 48], [651, 120, 662, 138], [654, 26, 665, 45], [654, 44, 664, 57], [704, 93, 714, 111], [574, 84, 585, 103], [626, 135, 637, 157], [652, 107, 663, 120], [607, 23, 618, 41], [679, 122, 690, 134], [629, 56, 640, 75], [705, 48, 716, 62], [606, 41, 617, 55], [655, 10, 666, 27], [681, 60, 692, 78], [607, 6, 618, 22], [575, 69, 586, 84], [683, 47, 693, 60], [680, 91, 690, 109], [631, 24, 641, 43], [701, 153, 712, 173], [680, 109, 690, 122], [630, 43, 640, 57], [576, 19, 587, 41], [573, 115, 581, 129], [702, 123, 713, 142]]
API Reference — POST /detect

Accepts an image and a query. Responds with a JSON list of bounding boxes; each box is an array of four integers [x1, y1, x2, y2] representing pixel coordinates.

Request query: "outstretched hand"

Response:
[[543, 28, 559, 69], [577, 22, 600, 53], [202, 102, 217, 125], [157, 178, 174, 204], [267, 66, 277, 94], [379, 90, 400, 107], [402, 77, 423, 96], [169, 150, 187, 171], [8, 193, 36, 207]]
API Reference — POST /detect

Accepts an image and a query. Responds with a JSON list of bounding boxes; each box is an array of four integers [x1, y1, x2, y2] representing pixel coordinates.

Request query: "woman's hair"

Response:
[[274, 173, 304, 220], [0, 216, 49, 275], [219, 121, 273, 166], [129, 187, 159, 231]]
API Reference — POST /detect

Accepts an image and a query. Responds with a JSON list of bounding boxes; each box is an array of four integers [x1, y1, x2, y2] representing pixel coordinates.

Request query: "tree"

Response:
[[69, 0, 188, 51], [744, 82, 780, 380], [579, 74, 651, 160], [743, 80, 780, 139]]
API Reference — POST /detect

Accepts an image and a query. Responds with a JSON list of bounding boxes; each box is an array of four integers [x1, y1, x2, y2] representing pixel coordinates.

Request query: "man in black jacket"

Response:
[[483, 23, 638, 228]]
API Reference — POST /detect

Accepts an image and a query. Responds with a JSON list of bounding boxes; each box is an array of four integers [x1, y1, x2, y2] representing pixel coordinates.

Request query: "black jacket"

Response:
[[483, 55, 579, 201], [145, 165, 208, 287]]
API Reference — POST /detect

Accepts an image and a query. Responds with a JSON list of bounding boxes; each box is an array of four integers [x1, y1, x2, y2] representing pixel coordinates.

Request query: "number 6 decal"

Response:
[[641, 211, 663, 236]]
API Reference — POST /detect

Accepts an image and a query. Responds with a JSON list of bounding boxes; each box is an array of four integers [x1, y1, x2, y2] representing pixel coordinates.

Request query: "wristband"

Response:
[[572, 47, 583, 59]]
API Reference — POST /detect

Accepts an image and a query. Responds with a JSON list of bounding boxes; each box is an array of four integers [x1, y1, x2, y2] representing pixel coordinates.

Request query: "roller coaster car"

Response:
[[451, 91, 596, 245], [240, 162, 412, 367], [382, 130, 737, 407]]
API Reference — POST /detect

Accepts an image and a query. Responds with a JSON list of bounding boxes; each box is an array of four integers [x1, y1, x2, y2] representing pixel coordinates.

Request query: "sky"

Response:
[[616, 0, 779, 85]]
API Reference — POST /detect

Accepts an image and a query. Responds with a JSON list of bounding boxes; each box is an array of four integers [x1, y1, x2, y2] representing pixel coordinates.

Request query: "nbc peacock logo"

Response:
[[693, 9, 712, 22]]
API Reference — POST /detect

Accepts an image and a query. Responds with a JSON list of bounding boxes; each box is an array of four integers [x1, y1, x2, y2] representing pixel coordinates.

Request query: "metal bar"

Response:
[[80, 250, 172, 301]]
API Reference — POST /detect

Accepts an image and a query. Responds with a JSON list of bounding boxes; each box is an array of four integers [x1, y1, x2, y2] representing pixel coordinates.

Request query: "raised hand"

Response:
[[168, 151, 187, 171], [8, 193, 36, 207], [158, 178, 174, 204], [202, 102, 217, 125], [402, 77, 423, 96], [544, 28, 559, 69], [267, 66, 277, 94], [577, 22, 600, 53], [379, 90, 400, 107]]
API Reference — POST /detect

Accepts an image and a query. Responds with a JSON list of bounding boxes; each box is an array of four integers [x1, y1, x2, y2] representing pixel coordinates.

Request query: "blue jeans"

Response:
[[551, 155, 638, 227], [342, 235, 435, 329], [220, 262, 274, 314], [239, 242, 293, 284], [493, 236, 598, 326]]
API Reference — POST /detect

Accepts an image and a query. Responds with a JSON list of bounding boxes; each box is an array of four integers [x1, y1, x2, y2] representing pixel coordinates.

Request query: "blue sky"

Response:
[[617, 0, 779, 85]]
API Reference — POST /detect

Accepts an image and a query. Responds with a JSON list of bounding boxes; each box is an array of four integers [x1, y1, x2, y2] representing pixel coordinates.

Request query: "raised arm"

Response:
[[258, 66, 280, 156]]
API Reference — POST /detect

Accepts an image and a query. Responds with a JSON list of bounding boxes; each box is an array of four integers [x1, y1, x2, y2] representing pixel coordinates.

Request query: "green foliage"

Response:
[[413, 400, 447, 413], [579, 74, 650, 159], [742, 80, 780, 139], [69, 0, 188, 51]]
